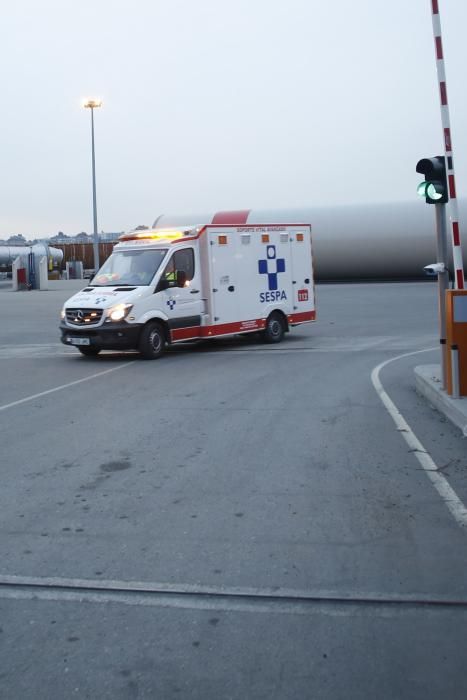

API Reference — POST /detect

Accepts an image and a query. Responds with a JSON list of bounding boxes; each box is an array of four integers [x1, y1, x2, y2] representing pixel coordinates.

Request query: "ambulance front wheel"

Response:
[[139, 321, 166, 359], [263, 312, 285, 344]]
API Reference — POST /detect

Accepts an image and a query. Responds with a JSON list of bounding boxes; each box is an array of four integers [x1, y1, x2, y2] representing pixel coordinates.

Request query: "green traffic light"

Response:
[[417, 181, 444, 201], [417, 182, 427, 198], [426, 183, 443, 200], [416, 156, 449, 204]]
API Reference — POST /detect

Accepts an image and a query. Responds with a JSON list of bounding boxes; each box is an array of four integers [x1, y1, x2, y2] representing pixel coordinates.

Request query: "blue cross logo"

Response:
[[258, 245, 285, 290], [167, 299, 176, 310]]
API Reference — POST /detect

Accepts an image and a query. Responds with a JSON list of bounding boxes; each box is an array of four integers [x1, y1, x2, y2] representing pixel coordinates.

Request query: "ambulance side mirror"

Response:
[[157, 279, 170, 291], [155, 271, 186, 292]]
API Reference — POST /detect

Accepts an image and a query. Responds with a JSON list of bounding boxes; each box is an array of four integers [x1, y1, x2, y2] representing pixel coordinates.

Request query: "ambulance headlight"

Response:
[[107, 303, 133, 322]]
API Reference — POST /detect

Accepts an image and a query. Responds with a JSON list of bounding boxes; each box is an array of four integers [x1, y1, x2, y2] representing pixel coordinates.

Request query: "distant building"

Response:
[[46, 231, 123, 244], [1, 231, 124, 247], [99, 231, 123, 242], [6, 234, 28, 245], [75, 232, 92, 243], [49, 232, 71, 244]]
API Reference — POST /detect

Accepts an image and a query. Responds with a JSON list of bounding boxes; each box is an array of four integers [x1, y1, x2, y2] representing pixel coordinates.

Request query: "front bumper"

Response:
[[60, 321, 142, 350]]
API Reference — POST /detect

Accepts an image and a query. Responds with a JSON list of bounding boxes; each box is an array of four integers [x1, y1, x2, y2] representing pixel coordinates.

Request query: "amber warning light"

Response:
[[119, 229, 188, 242]]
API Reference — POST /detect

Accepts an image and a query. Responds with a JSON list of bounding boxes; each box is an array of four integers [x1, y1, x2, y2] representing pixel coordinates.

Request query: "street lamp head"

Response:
[[83, 98, 103, 109]]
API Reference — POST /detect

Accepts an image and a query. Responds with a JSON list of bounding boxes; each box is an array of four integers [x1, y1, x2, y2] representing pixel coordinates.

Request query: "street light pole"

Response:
[[83, 99, 102, 272]]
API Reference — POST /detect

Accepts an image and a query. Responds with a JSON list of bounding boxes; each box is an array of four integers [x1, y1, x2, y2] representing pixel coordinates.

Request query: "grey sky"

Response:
[[1, 0, 466, 238]]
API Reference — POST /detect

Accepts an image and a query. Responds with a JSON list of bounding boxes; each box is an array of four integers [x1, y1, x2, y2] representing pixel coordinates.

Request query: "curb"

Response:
[[414, 364, 467, 436]]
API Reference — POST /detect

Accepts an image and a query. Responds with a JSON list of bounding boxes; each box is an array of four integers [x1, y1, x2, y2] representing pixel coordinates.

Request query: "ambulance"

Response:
[[59, 223, 316, 359]]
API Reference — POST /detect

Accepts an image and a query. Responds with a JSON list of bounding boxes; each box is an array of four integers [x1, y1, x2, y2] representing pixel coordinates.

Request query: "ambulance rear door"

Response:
[[289, 225, 315, 317]]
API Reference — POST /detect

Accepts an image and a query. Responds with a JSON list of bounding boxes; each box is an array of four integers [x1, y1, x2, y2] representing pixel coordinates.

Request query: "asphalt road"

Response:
[[0, 281, 466, 699]]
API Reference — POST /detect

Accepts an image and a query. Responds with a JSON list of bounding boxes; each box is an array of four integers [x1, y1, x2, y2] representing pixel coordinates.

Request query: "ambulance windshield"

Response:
[[91, 249, 168, 286]]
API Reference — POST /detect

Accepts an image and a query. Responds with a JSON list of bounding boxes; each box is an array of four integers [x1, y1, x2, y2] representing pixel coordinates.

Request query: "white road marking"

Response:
[[371, 348, 467, 529], [0, 344, 137, 359], [0, 336, 436, 358], [0, 344, 74, 358], [0, 361, 136, 413]]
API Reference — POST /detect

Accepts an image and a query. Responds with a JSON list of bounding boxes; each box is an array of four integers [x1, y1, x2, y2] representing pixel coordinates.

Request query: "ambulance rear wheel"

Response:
[[263, 312, 285, 344], [139, 321, 166, 359], [78, 346, 101, 356]]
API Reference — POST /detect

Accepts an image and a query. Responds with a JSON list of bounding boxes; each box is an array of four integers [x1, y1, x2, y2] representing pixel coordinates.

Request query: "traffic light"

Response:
[[416, 156, 448, 204]]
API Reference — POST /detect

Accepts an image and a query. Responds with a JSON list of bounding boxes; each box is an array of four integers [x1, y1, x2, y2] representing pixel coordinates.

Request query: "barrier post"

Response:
[[445, 290, 467, 396]]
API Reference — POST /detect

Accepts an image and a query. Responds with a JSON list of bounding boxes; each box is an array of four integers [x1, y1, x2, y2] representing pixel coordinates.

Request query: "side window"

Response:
[[174, 249, 194, 281], [160, 248, 195, 284]]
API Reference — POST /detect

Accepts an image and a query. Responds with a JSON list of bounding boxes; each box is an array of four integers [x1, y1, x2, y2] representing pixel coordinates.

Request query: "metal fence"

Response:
[[52, 242, 116, 270]]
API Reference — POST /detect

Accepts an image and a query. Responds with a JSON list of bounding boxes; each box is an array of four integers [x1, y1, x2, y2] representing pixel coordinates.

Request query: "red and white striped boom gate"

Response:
[[431, 0, 464, 289]]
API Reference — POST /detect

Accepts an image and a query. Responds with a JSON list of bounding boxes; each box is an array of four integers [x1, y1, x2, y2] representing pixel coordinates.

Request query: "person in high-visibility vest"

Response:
[[161, 258, 177, 284]]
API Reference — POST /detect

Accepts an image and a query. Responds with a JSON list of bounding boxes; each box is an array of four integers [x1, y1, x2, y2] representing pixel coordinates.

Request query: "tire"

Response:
[[78, 346, 101, 356], [139, 321, 166, 359], [263, 312, 285, 344]]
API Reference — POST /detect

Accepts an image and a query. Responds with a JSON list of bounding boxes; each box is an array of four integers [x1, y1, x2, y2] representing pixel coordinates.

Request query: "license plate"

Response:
[[66, 336, 90, 346]]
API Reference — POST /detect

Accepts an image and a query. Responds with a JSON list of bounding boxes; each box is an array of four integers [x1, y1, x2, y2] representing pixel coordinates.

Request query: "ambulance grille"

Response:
[[66, 308, 103, 326]]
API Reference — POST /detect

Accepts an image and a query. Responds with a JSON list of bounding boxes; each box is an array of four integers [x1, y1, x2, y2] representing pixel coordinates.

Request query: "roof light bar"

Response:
[[119, 229, 191, 242]]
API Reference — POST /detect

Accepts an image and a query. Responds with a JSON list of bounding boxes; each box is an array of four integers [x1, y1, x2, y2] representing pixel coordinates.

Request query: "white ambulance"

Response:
[[60, 223, 316, 359]]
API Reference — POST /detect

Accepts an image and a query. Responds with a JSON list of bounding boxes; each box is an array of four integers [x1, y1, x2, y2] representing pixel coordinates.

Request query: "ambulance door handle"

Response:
[[190, 289, 200, 294], [228, 286, 235, 292]]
